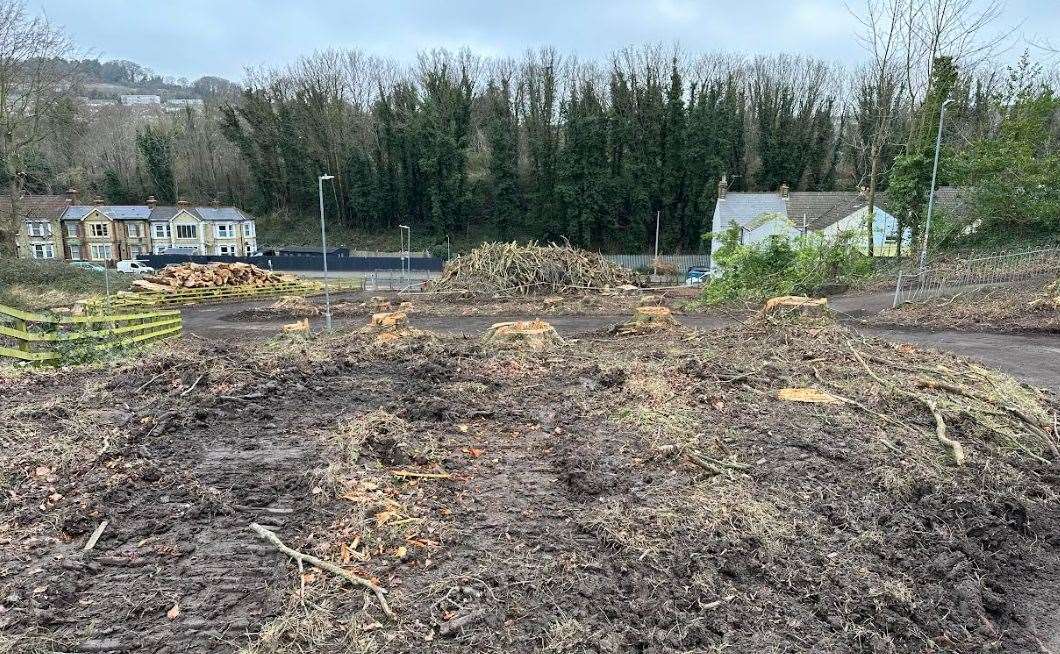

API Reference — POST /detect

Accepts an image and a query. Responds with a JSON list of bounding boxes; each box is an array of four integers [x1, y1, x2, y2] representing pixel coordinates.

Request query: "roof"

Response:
[[715, 190, 896, 232], [713, 193, 788, 230], [788, 192, 894, 230], [61, 204, 254, 222], [0, 195, 69, 223], [64, 205, 152, 221]]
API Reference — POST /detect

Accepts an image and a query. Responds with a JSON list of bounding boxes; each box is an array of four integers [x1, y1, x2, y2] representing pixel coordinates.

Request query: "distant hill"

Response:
[[63, 58, 242, 101]]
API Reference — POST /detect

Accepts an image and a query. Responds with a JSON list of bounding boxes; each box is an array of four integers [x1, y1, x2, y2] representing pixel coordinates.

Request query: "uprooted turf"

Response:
[[1, 316, 1058, 653]]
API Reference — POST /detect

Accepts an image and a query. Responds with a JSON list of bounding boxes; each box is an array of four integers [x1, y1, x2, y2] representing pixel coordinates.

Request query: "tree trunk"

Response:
[[2, 175, 21, 257], [866, 151, 878, 257]]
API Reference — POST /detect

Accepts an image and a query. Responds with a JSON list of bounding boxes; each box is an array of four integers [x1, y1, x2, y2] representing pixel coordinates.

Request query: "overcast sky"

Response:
[[36, 0, 1060, 81]]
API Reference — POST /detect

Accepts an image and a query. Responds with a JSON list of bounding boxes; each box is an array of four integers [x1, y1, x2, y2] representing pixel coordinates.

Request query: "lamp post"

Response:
[[318, 174, 335, 330], [399, 224, 411, 288], [919, 98, 954, 272]]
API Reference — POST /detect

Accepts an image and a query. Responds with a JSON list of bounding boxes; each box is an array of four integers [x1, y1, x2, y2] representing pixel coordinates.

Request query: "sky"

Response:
[[35, 0, 1060, 82]]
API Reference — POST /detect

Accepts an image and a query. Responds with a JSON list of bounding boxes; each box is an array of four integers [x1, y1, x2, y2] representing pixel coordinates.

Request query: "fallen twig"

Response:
[[391, 469, 451, 479], [84, 520, 109, 551], [249, 522, 395, 619], [179, 373, 206, 397]]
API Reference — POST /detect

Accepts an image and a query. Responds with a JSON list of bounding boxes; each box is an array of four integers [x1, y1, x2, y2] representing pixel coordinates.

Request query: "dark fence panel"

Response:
[[142, 254, 444, 273]]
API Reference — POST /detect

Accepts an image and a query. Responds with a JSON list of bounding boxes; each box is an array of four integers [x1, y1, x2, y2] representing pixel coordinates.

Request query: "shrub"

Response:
[[702, 225, 872, 304]]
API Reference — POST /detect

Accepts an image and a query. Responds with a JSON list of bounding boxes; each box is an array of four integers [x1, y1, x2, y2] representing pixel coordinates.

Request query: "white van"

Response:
[[116, 260, 156, 275]]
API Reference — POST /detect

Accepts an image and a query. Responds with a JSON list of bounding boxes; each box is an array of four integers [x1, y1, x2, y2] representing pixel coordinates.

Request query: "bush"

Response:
[[701, 225, 872, 304]]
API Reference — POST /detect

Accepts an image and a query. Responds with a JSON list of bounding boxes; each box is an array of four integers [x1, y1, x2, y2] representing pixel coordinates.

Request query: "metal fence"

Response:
[[893, 247, 1060, 307], [603, 254, 710, 275]]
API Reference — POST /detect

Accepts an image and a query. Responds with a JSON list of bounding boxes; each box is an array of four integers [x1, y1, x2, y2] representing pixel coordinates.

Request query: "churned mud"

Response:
[[1, 314, 1058, 653]]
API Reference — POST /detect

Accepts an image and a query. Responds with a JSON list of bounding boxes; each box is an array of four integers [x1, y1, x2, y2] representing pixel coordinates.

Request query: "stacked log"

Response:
[[133, 262, 297, 292]]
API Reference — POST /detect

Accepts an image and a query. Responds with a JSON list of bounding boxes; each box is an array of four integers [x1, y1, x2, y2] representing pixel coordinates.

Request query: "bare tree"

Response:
[[849, 0, 909, 256], [0, 1, 75, 254]]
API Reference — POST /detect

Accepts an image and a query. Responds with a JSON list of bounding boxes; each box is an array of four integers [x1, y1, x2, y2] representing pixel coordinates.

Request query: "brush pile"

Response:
[[428, 242, 635, 295], [133, 262, 296, 292]]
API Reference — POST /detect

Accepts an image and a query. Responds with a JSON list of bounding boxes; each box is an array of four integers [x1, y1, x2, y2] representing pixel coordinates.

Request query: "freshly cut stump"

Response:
[[281, 318, 310, 334], [759, 296, 828, 319], [483, 319, 563, 351], [370, 311, 408, 330], [613, 305, 680, 335], [271, 295, 322, 317]]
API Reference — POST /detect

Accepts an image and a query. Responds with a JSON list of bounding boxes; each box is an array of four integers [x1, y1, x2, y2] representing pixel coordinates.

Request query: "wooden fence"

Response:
[[0, 304, 182, 365], [83, 278, 364, 312]]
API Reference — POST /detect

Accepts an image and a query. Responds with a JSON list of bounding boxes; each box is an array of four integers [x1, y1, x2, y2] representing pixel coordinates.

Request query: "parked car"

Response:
[[116, 260, 155, 275], [684, 266, 714, 286], [70, 261, 106, 272]]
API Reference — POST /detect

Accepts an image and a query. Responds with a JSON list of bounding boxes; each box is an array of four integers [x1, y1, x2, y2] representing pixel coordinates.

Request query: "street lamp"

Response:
[[919, 98, 954, 272], [318, 174, 335, 330], [398, 224, 411, 287]]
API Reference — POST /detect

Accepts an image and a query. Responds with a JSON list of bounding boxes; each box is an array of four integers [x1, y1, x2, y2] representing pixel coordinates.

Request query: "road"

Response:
[[179, 296, 1060, 393]]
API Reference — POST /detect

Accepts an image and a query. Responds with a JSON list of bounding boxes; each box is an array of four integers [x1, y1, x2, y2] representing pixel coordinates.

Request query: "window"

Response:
[[244, 243, 254, 256], [27, 222, 51, 237], [153, 223, 171, 239], [129, 245, 144, 256], [153, 244, 168, 254], [215, 223, 234, 238], [90, 244, 113, 260], [32, 244, 55, 259], [241, 222, 255, 237], [217, 244, 235, 255], [90, 223, 109, 238], [65, 222, 78, 237], [126, 223, 141, 237], [176, 224, 197, 239], [69, 246, 82, 260]]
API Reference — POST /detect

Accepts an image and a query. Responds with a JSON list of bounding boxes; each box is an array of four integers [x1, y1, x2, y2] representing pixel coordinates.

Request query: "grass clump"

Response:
[[0, 258, 134, 310]]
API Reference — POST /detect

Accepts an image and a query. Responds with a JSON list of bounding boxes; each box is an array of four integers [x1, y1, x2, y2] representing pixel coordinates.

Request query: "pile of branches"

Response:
[[134, 262, 296, 292], [428, 242, 635, 295]]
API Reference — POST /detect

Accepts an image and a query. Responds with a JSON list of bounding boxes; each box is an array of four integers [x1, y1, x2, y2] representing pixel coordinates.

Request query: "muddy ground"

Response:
[[1, 317, 1059, 653]]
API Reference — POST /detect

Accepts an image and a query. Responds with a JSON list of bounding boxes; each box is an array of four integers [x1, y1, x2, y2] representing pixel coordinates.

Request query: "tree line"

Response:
[[1, 0, 1057, 255]]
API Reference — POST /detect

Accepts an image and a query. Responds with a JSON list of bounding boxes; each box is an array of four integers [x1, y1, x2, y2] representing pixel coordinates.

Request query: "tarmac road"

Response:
[[179, 297, 1060, 393]]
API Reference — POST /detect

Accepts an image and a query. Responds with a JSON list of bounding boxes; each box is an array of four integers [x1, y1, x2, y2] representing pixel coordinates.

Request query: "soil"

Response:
[[1, 317, 1058, 653], [223, 287, 716, 323], [868, 279, 1060, 334]]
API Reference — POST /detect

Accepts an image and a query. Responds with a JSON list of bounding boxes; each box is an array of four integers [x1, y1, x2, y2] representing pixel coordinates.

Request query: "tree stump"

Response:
[[759, 296, 828, 318], [482, 320, 563, 351], [370, 311, 408, 330], [613, 305, 680, 335]]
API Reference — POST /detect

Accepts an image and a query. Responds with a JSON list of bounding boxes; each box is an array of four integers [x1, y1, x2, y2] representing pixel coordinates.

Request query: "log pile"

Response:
[[133, 262, 297, 293], [428, 242, 635, 296]]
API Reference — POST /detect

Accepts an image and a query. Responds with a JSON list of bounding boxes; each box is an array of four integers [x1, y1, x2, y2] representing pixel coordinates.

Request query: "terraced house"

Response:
[[8, 194, 71, 260], [10, 192, 258, 262]]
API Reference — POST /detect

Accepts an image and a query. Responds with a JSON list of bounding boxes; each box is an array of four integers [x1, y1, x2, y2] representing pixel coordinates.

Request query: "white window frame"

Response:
[[90, 244, 113, 261], [65, 222, 78, 237], [69, 245, 83, 260], [217, 244, 235, 256], [153, 244, 168, 254], [153, 223, 171, 239], [32, 243, 55, 259], [28, 222, 51, 237], [244, 243, 254, 256], [215, 223, 234, 239], [176, 224, 197, 239], [126, 223, 141, 237], [241, 222, 255, 237], [90, 223, 109, 238]]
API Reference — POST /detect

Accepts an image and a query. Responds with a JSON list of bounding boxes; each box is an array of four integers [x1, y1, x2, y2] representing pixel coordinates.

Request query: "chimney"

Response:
[[779, 183, 789, 200], [718, 175, 728, 200], [93, 196, 104, 206], [176, 199, 189, 208], [146, 195, 158, 209], [66, 188, 79, 205]]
